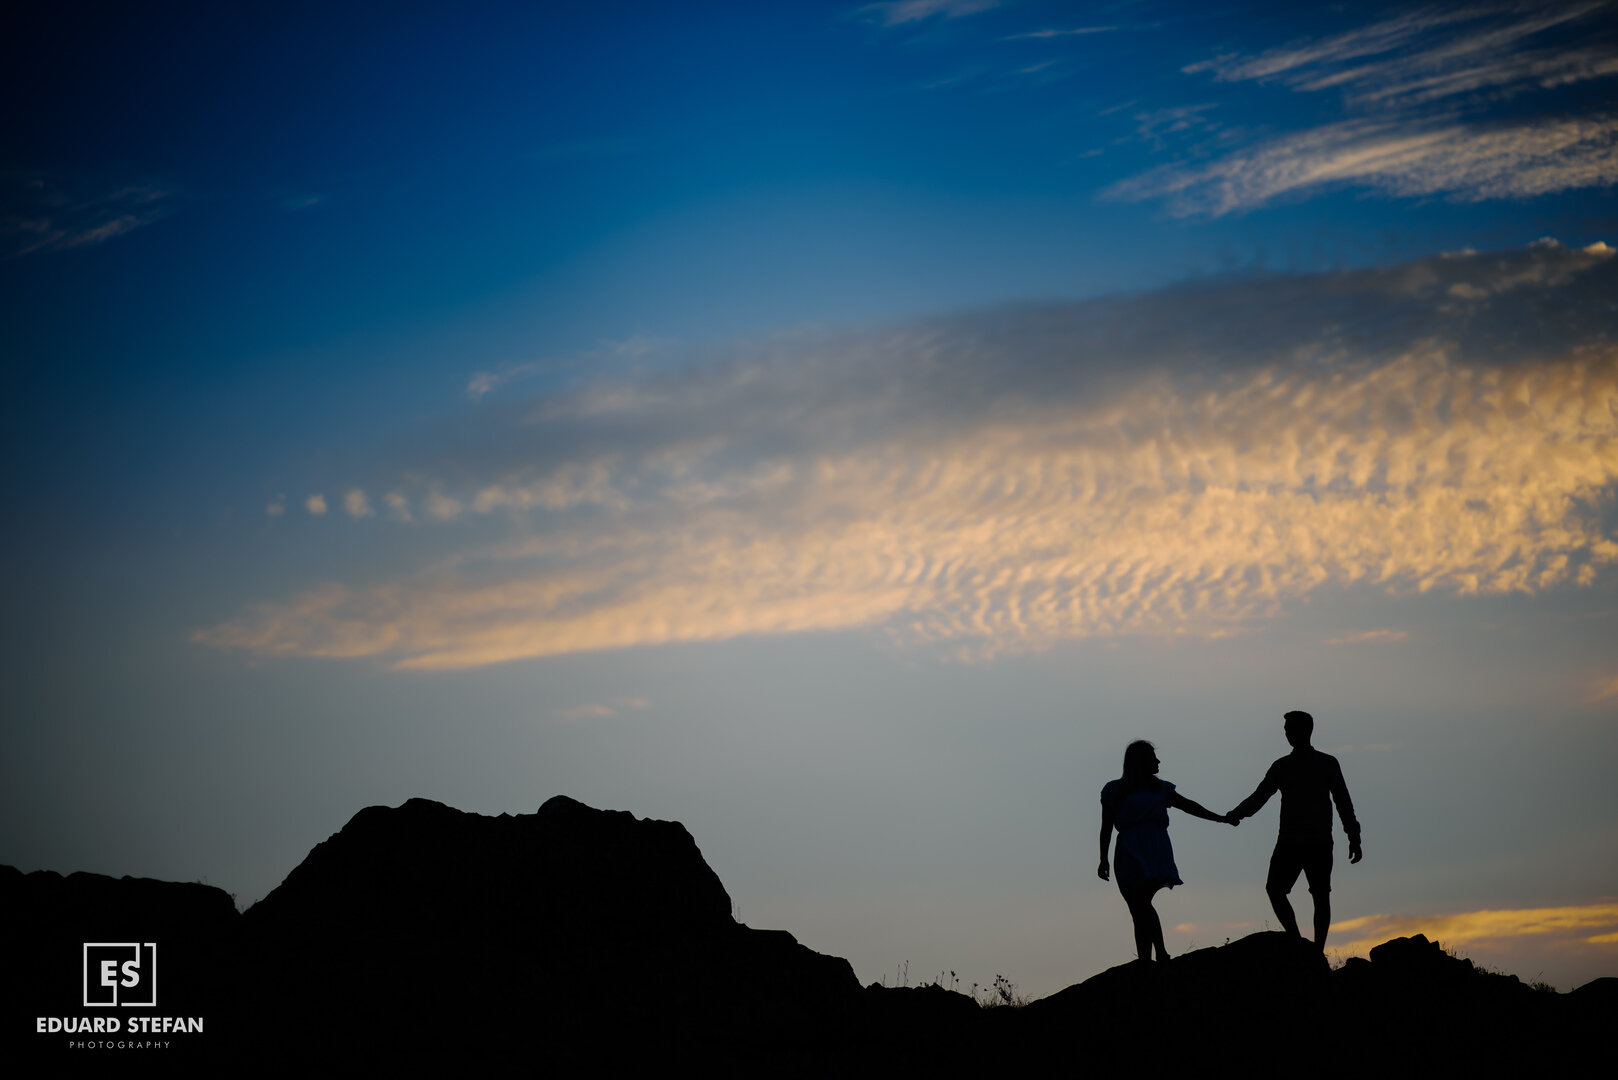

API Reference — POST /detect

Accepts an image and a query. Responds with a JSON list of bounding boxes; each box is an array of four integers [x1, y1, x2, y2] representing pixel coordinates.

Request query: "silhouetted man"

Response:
[[1229, 710, 1362, 951]]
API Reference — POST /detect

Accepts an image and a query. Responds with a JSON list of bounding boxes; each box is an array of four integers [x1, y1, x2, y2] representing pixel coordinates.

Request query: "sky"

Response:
[[4, 0, 1618, 998]]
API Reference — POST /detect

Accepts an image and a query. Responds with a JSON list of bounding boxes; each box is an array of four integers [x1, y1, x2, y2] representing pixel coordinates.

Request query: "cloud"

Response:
[[425, 491, 462, 522], [1105, 113, 1618, 216], [305, 494, 328, 516], [266, 497, 286, 518], [858, 0, 999, 27], [1326, 630, 1408, 645], [555, 703, 616, 721], [1174, 920, 1255, 935], [1128, 104, 1225, 153], [555, 697, 651, 722], [1584, 672, 1618, 704], [468, 364, 545, 403], [196, 244, 1618, 671], [1332, 902, 1618, 956], [1006, 27, 1117, 41], [344, 489, 374, 519], [384, 492, 412, 522], [1188, 3, 1616, 109], [1185, 7, 1473, 84], [467, 336, 664, 401], [1117, 3, 1618, 216], [3, 175, 173, 257]]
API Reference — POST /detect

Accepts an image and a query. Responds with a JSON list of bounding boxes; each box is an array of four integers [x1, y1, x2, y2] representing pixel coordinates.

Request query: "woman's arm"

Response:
[[1170, 791, 1237, 825], [1098, 805, 1115, 880]]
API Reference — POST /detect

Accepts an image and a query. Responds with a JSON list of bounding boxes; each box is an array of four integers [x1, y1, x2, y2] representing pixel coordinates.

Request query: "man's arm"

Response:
[[1229, 764, 1279, 821], [1330, 757, 1363, 863]]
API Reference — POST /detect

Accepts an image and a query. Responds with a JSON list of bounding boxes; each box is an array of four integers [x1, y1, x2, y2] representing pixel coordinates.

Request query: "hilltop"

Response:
[[6, 797, 1611, 1072]]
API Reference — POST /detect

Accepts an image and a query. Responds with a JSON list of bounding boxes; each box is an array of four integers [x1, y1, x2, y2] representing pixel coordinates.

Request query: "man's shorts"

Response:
[[1267, 839, 1333, 895]]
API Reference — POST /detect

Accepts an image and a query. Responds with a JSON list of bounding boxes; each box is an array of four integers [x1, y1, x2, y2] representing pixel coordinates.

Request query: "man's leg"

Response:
[[1267, 887, 1300, 937], [1303, 844, 1335, 950], [1266, 843, 1304, 938]]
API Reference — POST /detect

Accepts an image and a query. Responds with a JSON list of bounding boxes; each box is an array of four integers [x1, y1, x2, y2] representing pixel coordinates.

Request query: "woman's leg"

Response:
[[1122, 882, 1168, 962], [1123, 885, 1150, 961], [1145, 885, 1169, 961]]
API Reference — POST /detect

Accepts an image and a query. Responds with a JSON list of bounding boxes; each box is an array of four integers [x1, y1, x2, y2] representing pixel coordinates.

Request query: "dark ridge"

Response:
[[2, 865, 239, 1068], [232, 795, 861, 1072], [5, 799, 1611, 1073]]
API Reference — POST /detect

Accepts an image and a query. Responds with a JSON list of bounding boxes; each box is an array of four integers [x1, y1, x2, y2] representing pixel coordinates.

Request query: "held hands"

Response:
[[1222, 812, 1241, 826], [1097, 859, 1110, 882]]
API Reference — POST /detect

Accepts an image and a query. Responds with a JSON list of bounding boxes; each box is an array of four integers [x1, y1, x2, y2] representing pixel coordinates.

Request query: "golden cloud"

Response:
[[198, 347, 1618, 669], [197, 248, 1618, 670], [1584, 673, 1618, 705], [1326, 630, 1408, 645], [1332, 903, 1618, 956]]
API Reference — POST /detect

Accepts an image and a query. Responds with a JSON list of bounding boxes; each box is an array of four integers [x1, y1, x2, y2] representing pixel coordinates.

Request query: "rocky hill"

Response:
[[6, 797, 1612, 1073]]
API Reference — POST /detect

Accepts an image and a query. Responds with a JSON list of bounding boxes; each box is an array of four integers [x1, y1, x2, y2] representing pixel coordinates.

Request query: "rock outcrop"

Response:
[[234, 796, 861, 1071], [1011, 930, 1610, 1073]]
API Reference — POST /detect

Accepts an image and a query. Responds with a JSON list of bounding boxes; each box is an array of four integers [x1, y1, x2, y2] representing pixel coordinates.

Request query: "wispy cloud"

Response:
[[197, 244, 1618, 671], [1118, 2, 1618, 216], [1188, 3, 1615, 108], [1326, 630, 1408, 646], [3, 175, 173, 257], [555, 697, 652, 722], [858, 0, 999, 27], [1584, 672, 1618, 704], [1189, 6, 1504, 84], [1006, 26, 1118, 41], [1174, 920, 1256, 935], [1106, 113, 1618, 216], [1333, 902, 1618, 956], [1130, 104, 1224, 153], [556, 703, 616, 721], [467, 336, 664, 401], [304, 494, 328, 517]]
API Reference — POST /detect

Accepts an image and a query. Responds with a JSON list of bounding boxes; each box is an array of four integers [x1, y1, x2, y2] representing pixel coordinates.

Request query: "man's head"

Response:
[[1283, 709, 1314, 749]]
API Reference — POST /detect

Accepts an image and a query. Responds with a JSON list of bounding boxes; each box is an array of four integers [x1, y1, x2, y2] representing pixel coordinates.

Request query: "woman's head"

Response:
[[1122, 740, 1159, 783]]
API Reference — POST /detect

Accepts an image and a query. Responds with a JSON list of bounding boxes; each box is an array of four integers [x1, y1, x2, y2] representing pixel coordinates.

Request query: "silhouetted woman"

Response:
[[1098, 740, 1235, 962]]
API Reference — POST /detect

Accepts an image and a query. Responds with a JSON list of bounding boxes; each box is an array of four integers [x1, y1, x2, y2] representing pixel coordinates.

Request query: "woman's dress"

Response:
[[1100, 778, 1184, 891]]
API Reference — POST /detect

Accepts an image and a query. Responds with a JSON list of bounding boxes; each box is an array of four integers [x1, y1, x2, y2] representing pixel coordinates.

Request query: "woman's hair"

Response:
[[1121, 740, 1159, 792]]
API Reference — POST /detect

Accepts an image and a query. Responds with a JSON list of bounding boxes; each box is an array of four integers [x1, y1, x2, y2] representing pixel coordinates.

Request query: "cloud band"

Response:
[[198, 245, 1618, 670]]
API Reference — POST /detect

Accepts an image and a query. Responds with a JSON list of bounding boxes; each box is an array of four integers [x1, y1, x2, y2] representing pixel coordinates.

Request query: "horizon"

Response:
[[4, 0, 1617, 1002]]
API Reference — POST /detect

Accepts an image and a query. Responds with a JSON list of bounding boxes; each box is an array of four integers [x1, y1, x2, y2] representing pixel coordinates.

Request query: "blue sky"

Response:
[[5, 0, 1618, 997]]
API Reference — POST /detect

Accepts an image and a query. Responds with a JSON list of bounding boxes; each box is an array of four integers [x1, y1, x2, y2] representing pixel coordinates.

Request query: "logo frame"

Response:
[[82, 942, 157, 1008]]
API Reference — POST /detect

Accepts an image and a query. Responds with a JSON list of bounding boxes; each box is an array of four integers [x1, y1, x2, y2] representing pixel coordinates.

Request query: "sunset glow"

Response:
[[5, 0, 1616, 1001], [1333, 903, 1618, 957]]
